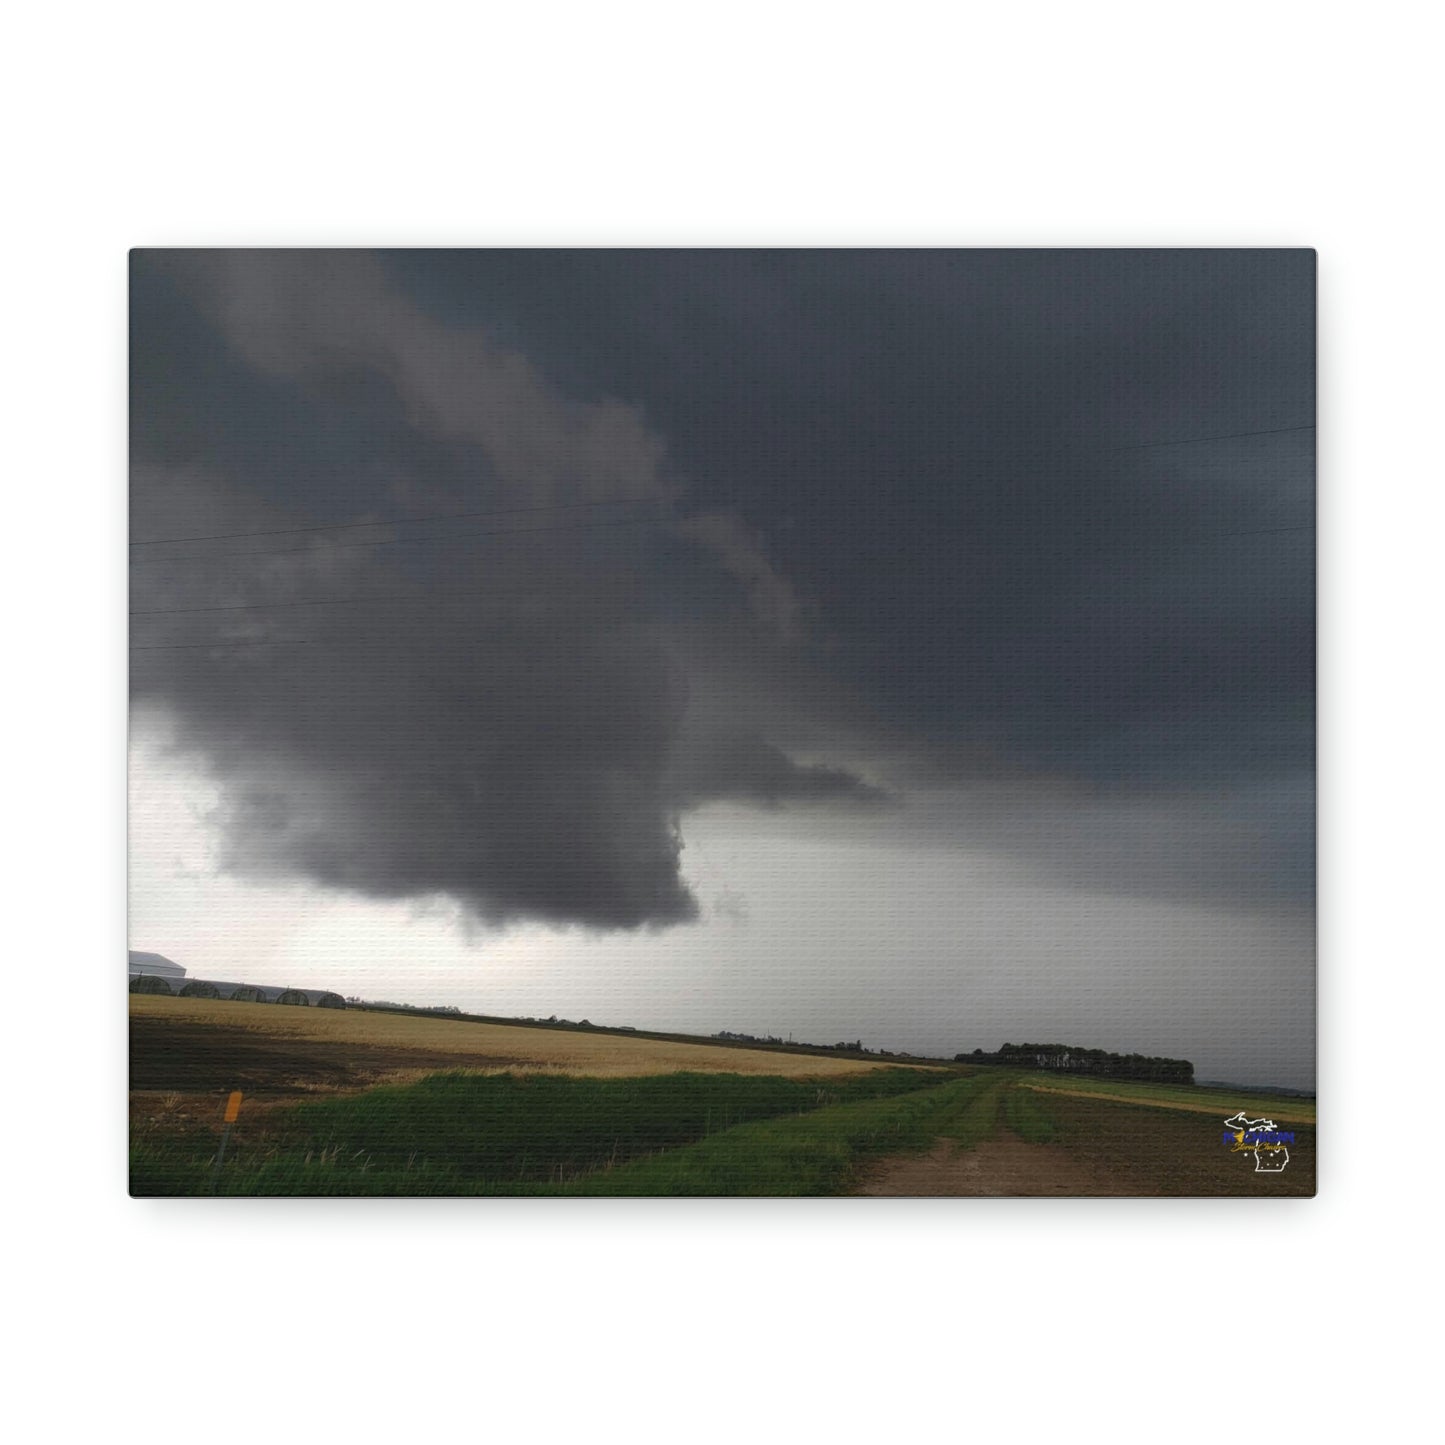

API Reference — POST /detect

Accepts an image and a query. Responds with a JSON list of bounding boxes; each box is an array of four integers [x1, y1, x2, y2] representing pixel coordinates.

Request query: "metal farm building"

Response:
[[127, 951, 345, 1008], [128, 950, 187, 983]]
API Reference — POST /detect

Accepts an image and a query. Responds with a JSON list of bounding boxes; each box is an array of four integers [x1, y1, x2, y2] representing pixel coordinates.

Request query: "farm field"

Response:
[[128, 994, 936, 1188], [130, 999, 1315, 1196], [1015, 1073, 1316, 1125], [854, 1085, 1315, 1196], [132, 1065, 951, 1195], [130, 994, 901, 1098]]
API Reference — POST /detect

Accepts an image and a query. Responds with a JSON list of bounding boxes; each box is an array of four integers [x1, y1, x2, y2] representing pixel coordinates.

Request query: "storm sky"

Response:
[[129, 250, 1315, 1087]]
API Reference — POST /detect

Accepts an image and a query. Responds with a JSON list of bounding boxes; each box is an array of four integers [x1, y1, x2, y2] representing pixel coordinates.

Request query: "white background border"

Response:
[[6, 2, 1436, 1437]]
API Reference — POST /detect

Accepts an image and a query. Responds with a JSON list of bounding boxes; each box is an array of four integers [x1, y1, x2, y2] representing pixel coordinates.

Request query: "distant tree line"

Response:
[[710, 1031, 908, 1058], [356, 1000, 462, 1015], [715, 1030, 875, 1054], [957, 1042, 1194, 1084]]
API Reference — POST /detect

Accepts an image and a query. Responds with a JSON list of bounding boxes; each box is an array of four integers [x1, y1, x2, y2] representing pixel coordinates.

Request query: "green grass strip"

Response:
[[130, 1067, 944, 1197], [559, 1074, 1003, 1196]]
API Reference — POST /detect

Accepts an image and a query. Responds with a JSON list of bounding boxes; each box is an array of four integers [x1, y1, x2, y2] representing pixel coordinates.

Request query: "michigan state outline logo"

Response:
[[1222, 1112, 1293, 1173]]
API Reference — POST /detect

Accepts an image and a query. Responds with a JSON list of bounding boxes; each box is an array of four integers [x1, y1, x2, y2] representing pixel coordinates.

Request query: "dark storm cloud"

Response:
[[131, 249, 1314, 927], [130, 251, 878, 928], [672, 732, 892, 811], [388, 249, 1314, 790], [145, 600, 700, 929]]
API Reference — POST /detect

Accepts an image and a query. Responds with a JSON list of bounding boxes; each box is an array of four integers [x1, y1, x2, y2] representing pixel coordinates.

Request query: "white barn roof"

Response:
[[128, 950, 186, 979]]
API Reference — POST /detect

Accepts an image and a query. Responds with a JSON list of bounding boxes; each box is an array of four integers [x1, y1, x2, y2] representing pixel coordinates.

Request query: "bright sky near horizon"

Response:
[[130, 728, 1314, 1087]]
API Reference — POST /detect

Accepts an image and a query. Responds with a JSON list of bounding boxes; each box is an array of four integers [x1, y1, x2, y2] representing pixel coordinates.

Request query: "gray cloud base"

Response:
[[131, 249, 1314, 931]]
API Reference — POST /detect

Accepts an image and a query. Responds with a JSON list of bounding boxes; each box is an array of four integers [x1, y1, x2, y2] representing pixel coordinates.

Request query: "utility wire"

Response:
[[130, 493, 664, 547], [128, 589, 697, 623], [130, 630, 643, 652], [131, 522, 1313, 645], [128, 426, 1313, 551], [1110, 424, 1315, 452], [1188, 522, 1311, 540], [128, 513, 657, 567], [131, 521, 1311, 621], [132, 638, 322, 652], [129, 580, 647, 618], [1032, 521, 1312, 552]]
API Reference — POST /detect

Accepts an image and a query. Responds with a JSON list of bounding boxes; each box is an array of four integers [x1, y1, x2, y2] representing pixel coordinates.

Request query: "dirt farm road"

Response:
[[852, 1133, 1105, 1196]]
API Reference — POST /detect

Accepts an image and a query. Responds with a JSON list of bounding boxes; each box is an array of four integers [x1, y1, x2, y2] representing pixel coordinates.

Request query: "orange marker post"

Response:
[[209, 1091, 244, 1193]]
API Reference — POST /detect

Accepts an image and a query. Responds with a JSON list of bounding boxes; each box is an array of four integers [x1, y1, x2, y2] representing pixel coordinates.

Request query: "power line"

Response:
[[127, 425, 1314, 551], [130, 628, 642, 652], [129, 493, 665, 547], [1034, 521, 1312, 553], [127, 569, 745, 621], [1110, 424, 1315, 452], [126, 426, 1314, 563], [131, 638, 322, 652], [132, 528, 1313, 646], [128, 513, 658, 567], [1193, 522, 1312, 540], [128, 580, 644, 618], [129, 521, 1311, 624]]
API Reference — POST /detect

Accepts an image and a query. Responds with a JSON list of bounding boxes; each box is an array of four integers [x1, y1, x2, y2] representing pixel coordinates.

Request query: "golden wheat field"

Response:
[[129, 993, 902, 1083]]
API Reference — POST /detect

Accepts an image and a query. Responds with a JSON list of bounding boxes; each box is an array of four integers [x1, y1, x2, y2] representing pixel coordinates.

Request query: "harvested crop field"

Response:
[[1018, 1077, 1315, 1125], [129, 995, 908, 1102], [853, 1089, 1315, 1196]]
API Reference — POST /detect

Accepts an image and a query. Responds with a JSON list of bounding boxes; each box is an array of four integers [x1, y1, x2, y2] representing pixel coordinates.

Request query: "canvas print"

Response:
[[129, 249, 1316, 1196]]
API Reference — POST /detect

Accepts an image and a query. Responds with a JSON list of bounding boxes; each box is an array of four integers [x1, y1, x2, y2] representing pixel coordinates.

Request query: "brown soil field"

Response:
[[129, 995, 902, 1100], [1021, 1082, 1315, 1126], [852, 1092, 1315, 1196]]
